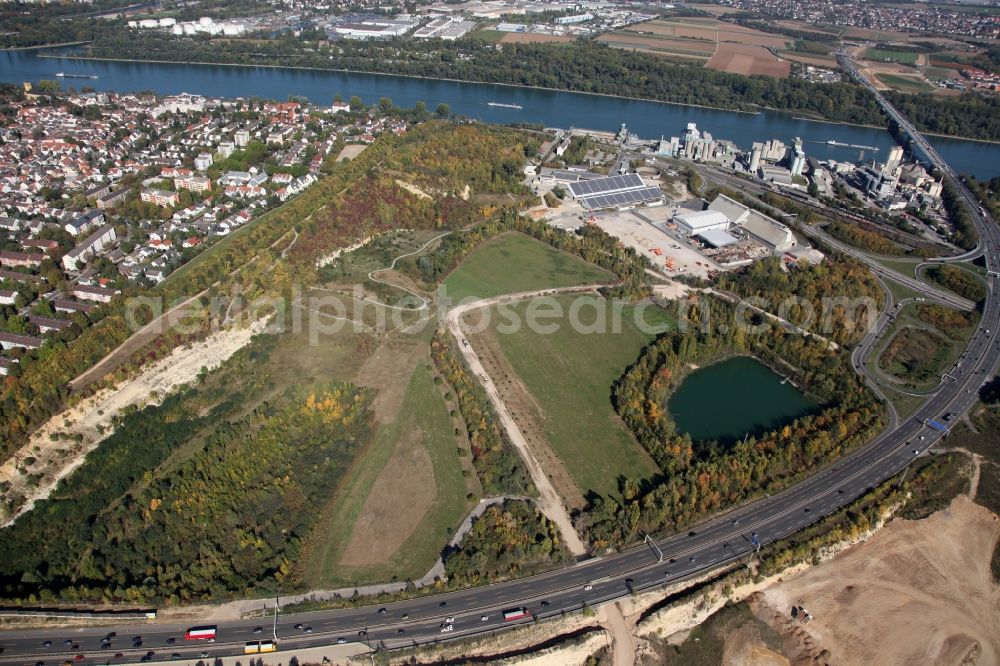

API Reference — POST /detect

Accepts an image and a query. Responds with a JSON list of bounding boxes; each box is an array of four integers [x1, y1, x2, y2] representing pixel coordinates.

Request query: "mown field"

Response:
[[301, 356, 471, 587], [876, 73, 935, 93], [442, 232, 614, 303], [864, 47, 919, 65], [488, 294, 672, 499]]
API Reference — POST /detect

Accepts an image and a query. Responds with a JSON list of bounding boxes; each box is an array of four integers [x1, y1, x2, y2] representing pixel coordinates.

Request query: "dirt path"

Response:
[[602, 602, 636, 666], [445, 285, 607, 558]]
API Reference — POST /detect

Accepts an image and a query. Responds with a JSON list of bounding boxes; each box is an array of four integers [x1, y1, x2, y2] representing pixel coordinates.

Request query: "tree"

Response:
[[378, 97, 393, 113], [37, 79, 61, 94], [349, 95, 364, 112], [807, 181, 819, 197], [435, 103, 450, 118], [980, 376, 1000, 405]]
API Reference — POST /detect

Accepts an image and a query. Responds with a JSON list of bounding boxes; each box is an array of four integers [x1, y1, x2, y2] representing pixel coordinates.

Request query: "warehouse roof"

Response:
[[674, 209, 729, 230]]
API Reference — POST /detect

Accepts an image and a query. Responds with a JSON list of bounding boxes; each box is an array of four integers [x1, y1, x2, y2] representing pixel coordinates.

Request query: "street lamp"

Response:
[[272, 591, 279, 643]]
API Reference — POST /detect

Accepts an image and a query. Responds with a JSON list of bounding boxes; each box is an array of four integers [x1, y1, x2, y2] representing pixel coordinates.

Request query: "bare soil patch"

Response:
[[708, 43, 791, 77], [354, 339, 427, 423], [338, 427, 436, 567], [336, 144, 368, 162], [753, 495, 1000, 665], [716, 23, 790, 49], [499, 33, 573, 44]]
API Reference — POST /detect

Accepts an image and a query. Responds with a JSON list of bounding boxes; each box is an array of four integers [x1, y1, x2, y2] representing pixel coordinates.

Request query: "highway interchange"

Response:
[[2, 70, 1000, 665]]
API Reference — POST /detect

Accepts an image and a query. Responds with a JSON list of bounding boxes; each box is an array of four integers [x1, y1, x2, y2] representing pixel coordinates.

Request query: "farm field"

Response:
[[499, 33, 574, 44], [709, 43, 791, 77], [484, 294, 672, 499], [864, 47, 919, 65], [442, 232, 614, 303], [597, 31, 714, 60], [876, 73, 935, 93], [600, 17, 793, 77]]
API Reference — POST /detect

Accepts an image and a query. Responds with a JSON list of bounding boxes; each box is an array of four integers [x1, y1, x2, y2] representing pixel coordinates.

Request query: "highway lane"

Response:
[[3, 117, 1000, 666]]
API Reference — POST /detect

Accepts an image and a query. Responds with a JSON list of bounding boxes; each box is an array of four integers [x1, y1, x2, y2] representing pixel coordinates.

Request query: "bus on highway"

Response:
[[184, 626, 218, 641], [926, 419, 950, 433], [502, 608, 531, 622], [245, 641, 276, 654]]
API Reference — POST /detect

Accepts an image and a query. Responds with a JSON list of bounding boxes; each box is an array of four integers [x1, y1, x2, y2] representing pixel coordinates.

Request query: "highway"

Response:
[[2, 98, 1000, 666]]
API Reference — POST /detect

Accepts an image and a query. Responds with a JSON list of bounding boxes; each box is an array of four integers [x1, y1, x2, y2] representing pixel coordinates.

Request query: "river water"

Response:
[[668, 356, 819, 444], [1, 49, 999, 179]]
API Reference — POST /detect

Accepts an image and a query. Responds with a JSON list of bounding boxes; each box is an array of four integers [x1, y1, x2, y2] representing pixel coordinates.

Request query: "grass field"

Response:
[[489, 295, 672, 498], [301, 361, 470, 587], [877, 73, 935, 93], [874, 256, 919, 279], [443, 232, 615, 302], [864, 47, 919, 65]]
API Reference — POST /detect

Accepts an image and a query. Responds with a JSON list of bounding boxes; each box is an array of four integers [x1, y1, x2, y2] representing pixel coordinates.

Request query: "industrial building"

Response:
[[675, 194, 797, 253], [673, 209, 729, 236], [333, 19, 417, 39], [567, 173, 664, 210], [412, 17, 476, 39]]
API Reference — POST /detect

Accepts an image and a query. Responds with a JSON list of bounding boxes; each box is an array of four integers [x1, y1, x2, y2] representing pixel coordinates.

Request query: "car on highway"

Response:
[[42, 641, 52, 648], [583, 584, 593, 591], [401, 613, 409, 619], [357, 630, 367, 637], [165, 638, 175, 645], [336, 638, 346, 645], [378, 608, 387, 615], [198, 652, 208, 658], [252, 627, 262, 635], [303, 627, 313, 634], [444, 616, 454, 623], [440, 624, 454, 633], [397, 628, 406, 634], [293, 623, 304, 630], [481, 615, 489, 621], [64, 640, 73, 647], [540, 600, 550, 607], [171, 654, 182, 660], [74, 655, 84, 661]]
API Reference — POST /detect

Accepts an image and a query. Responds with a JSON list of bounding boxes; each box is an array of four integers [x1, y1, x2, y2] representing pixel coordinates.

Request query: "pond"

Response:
[[668, 356, 819, 444]]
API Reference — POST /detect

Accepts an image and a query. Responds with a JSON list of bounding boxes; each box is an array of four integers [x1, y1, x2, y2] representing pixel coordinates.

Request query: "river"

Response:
[[1, 49, 999, 179], [668, 356, 819, 445]]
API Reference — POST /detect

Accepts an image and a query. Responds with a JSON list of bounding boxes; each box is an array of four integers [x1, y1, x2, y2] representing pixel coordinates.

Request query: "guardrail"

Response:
[[0, 608, 157, 621]]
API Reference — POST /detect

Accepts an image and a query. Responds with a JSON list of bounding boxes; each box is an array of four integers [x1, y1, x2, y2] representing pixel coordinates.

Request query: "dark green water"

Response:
[[668, 356, 819, 444]]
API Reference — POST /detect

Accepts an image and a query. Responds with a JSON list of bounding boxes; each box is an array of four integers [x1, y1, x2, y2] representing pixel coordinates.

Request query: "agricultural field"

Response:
[[499, 33, 574, 44], [481, 294, 672, 500], [864, 47, 919, 65], [875, 72, 935, 93], [598, 17, 792, 76], [442, 232, 614, 303], [597, 30, 716, 61], [709, 43, 791, 78]]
